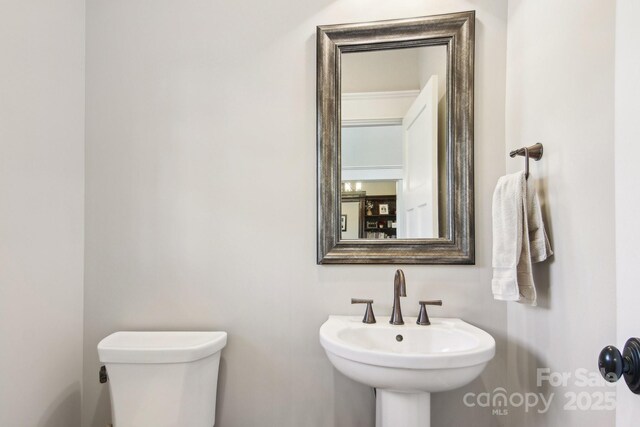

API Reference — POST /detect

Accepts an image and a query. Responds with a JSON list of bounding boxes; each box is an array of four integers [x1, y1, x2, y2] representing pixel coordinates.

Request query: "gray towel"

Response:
[[492, 171, 553, 305]]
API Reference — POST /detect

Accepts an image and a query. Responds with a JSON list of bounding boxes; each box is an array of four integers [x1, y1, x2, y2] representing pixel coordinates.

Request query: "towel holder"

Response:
[[509, 143, 543, 178]]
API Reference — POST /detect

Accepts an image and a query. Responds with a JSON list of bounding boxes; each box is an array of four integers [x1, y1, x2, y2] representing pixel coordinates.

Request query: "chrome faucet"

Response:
[[389, 269, 406, 325]]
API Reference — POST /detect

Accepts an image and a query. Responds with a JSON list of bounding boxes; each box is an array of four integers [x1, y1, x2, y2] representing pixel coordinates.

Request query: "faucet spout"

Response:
[[390, 269, 406, 325]]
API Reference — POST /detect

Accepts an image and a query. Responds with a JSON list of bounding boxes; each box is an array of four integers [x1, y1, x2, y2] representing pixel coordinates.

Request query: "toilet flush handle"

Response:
[[99, 365, 108, 384]]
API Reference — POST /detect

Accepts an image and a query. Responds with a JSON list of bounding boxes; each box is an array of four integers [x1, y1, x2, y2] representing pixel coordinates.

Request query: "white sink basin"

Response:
[[319, 316, 495, 427]]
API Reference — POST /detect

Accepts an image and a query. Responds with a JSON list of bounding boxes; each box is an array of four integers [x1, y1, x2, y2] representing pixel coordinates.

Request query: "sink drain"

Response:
[[396, 334, 403, 342]]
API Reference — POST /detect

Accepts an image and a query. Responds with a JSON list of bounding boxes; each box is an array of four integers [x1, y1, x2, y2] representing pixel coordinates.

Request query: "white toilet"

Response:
[[98, 331, 227, 427]]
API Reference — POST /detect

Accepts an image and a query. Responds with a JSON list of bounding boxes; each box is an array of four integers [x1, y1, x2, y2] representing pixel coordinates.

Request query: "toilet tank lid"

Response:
[[98, 331, 227, 364]]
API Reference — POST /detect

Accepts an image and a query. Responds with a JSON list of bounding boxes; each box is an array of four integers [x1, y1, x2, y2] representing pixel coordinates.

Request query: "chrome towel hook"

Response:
[[509, 143, 543, 179]]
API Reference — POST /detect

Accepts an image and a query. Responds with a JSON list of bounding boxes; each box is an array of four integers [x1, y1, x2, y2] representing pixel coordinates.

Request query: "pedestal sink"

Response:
[[319, 316, 495, 427]]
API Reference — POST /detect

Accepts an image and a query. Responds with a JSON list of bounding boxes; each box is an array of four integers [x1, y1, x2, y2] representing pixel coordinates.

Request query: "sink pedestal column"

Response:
[[375, 390, 431, 427]]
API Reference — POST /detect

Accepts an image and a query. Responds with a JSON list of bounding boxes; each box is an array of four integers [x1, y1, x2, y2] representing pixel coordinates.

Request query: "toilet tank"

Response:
[[98, 331, 227, 427]]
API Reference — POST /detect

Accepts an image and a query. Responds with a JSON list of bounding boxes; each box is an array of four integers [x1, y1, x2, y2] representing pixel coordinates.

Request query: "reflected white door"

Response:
[[615, 0, 640, 423], [402, 75, 438, 238]]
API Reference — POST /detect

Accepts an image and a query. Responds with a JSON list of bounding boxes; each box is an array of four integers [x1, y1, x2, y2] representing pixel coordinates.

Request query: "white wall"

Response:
[[82, 1, 508, 426], [505, 0, 616, 426], [615, 0, 640, 424], [360, 181, 397, 196], [342, 125, 403, 168], [342, 49, 421, 93], [418, 46, 447, 98], [0, 1, 85, 426]]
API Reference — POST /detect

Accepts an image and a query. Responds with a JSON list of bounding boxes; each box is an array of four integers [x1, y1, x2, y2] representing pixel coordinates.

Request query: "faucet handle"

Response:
[[351, 298, 376, 324], [417, 300, 442, 325]]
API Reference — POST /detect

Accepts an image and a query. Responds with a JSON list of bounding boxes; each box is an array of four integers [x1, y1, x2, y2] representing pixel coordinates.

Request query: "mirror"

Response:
[[317, 12, 475, 264], [341, 45, 448, 240]]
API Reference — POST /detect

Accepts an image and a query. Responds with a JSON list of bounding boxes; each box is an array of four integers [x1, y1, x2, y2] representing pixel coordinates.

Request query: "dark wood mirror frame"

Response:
[[317, 11, 475, 264]]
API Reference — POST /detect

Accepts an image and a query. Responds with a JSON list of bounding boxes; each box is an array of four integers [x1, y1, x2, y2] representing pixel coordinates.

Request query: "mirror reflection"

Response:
[[340, 45, 448, 240]]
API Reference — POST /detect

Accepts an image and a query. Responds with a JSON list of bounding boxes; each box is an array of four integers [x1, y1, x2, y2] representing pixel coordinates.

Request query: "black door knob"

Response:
[[599, 345, 625, 382], [598, 338, 640, 394]]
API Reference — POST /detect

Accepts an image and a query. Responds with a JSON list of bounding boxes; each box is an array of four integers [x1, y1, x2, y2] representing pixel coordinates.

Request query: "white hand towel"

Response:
[[492, 171, 553, 305], [525, 178, 553, 263]]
